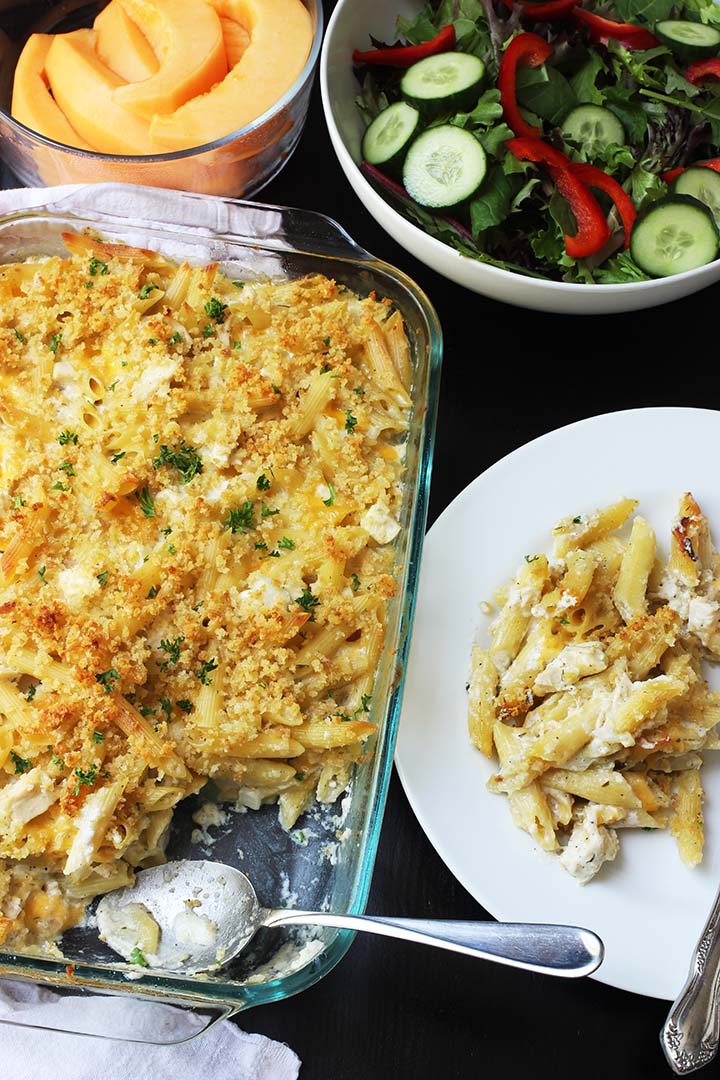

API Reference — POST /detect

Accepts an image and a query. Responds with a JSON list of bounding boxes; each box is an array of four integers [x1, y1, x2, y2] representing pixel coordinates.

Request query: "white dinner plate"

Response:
[[396, 406, 720, 1001]]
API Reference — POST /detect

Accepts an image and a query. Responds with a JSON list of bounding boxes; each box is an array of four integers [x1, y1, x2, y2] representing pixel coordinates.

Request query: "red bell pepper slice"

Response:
[[572, 8, 659, 49], [499, 33, 554, 138], [508, 136, 611, 257], [684, 59, 720, 85], [662, 158, 720, 184], [352, 24, 456, 67], [569, 162, 637, 248], [518, 0, 578, 22]]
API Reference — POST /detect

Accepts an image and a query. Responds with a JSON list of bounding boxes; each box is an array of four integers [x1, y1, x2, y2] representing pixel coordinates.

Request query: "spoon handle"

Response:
[[661, 884, 720, 1074], [262, 910, 603, 977]]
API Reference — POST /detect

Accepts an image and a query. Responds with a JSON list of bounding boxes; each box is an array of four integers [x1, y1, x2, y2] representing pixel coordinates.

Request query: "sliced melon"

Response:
[[150, 0, 313, 150], [220, 15, 250, 67], [94, 1, 159, 84], [112, 0, 227, 118], [44, 29, 159, 155], [11, 33, 93, 150]]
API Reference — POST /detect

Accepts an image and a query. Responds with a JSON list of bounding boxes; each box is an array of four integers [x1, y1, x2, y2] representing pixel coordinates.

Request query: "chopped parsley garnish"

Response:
[[323, 337, 331, 347], [38, 565, 46, 581], [161, 526, 172, 536], [73, 764, 98, 795], [344, 409, 358, 435], [197, 658, 218, 685], [11, 751, 32, 774], [573, 515, 583, 524], [262, 549, 280, 559], [52, 481, 70, 492], [201, 323, 215, 338], [89, 257, 108, 277], [295, 587, 320, 620], [147, 584, 158, 599], [272, 384, 282, 395], [232, 280, 244, 288], [51, 754, 64, 769], [559, 616, 570, 625], [167, 543, 177, 554], [169, 331, 183, 346], [160, 699, 172, 718], [256, 473, 271, 491], [351, 573, 361, 592], [14, 328, 26, 343], [25, 684, 36, 702], [278, 536, 295, 550], [58, 461, 76, 477], [353, 386, 365, 396], [204, 297, 228, 324], [139, 705, 155, 717], [323, 483, 335, 508], [320, 362, 332, 373], [295, 772, 305, 781], [355, 694, 372, 717], [135, 486, 156, 518], [176, 699, 193, 713], [225, 501, 255, 533], [97, 570, 109, 586], [95, 668, 120, 694], [107, 379, 119, 392], [13, 495, 24, 509], [159, 636, 184, 669], [92, 730, 104, 743], [139, 283, 157, 299], [233, 340, 242, 349], [524, 554, 540, 563], [261, 501, 279, 518], [254, 541, 268, 551], [147, 338, 159, 345], [59, 430, 79, 446], [110, 451, 125, 464], [49, 332, 62, 354], [129, 947, 149, 967]]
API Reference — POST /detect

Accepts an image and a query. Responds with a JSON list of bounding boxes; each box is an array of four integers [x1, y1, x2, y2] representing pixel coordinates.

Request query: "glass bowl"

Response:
[[0, 182, 442, 1037], [0, 0, 322, 198]]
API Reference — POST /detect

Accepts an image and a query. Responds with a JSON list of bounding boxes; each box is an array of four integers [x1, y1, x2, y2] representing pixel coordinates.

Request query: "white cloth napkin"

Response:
[[0, 181, 301, 1078], [0, 980, 300, 1080]]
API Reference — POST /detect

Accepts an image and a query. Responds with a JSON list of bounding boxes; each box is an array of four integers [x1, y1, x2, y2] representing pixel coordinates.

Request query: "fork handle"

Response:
[[661, 887, 720, 1074]]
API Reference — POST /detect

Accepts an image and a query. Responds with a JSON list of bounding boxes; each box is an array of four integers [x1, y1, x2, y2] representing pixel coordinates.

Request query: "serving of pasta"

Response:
[[468, 494, 720, 884], [0, 232, 412, 952]]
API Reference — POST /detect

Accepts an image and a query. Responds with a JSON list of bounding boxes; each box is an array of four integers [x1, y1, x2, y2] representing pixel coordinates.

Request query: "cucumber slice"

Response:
[[561, 105, 625, 157], [402, 125, 487, 209], [362, 102, 421, 172], [400, 52, 485, 117], [672, 166, 720, 225], [655, 20, 720, 59], [630, 195, 719, 277]]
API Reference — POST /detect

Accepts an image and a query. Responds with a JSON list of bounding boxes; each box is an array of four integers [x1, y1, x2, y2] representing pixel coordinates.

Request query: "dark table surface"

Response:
[[241, 3, 720, 1077], [4, 1, 718, 1073]]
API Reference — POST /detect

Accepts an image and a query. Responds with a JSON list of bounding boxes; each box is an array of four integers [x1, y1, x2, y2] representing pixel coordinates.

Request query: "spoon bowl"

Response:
[[97, 859, 605, 980]]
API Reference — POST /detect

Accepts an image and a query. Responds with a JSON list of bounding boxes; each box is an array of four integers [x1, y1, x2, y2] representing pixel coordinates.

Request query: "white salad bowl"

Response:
[[320, 0, 720, 314]]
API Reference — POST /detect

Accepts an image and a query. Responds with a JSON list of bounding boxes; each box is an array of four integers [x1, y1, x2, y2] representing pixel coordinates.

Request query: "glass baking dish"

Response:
[[0, 183, 442, 1033]]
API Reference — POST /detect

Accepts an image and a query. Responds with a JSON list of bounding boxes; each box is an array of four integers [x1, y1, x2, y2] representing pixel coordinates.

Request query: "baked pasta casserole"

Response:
[[469, 494, 720, 884], [0, 232, 412, 951]]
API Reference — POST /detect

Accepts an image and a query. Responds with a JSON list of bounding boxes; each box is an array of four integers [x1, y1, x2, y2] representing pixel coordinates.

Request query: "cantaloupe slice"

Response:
[[150, 0, 313, 150], [94, 1, 159, 84], [220, 16, 250, 67], [11, 34, 94, 150], [44, 29, 160, 155], [112, 0, 227, 119]]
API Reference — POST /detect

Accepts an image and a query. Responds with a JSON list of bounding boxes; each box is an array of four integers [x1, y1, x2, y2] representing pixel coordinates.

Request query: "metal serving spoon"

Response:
[[96, 860, 604, 978]]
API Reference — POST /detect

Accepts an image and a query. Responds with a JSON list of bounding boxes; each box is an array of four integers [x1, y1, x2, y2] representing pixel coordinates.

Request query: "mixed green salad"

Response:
[[352, 0, 720, 282]]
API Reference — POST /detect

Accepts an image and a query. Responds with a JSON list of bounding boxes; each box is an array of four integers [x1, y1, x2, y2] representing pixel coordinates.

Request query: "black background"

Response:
[[243, 2, 720, 1077]]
